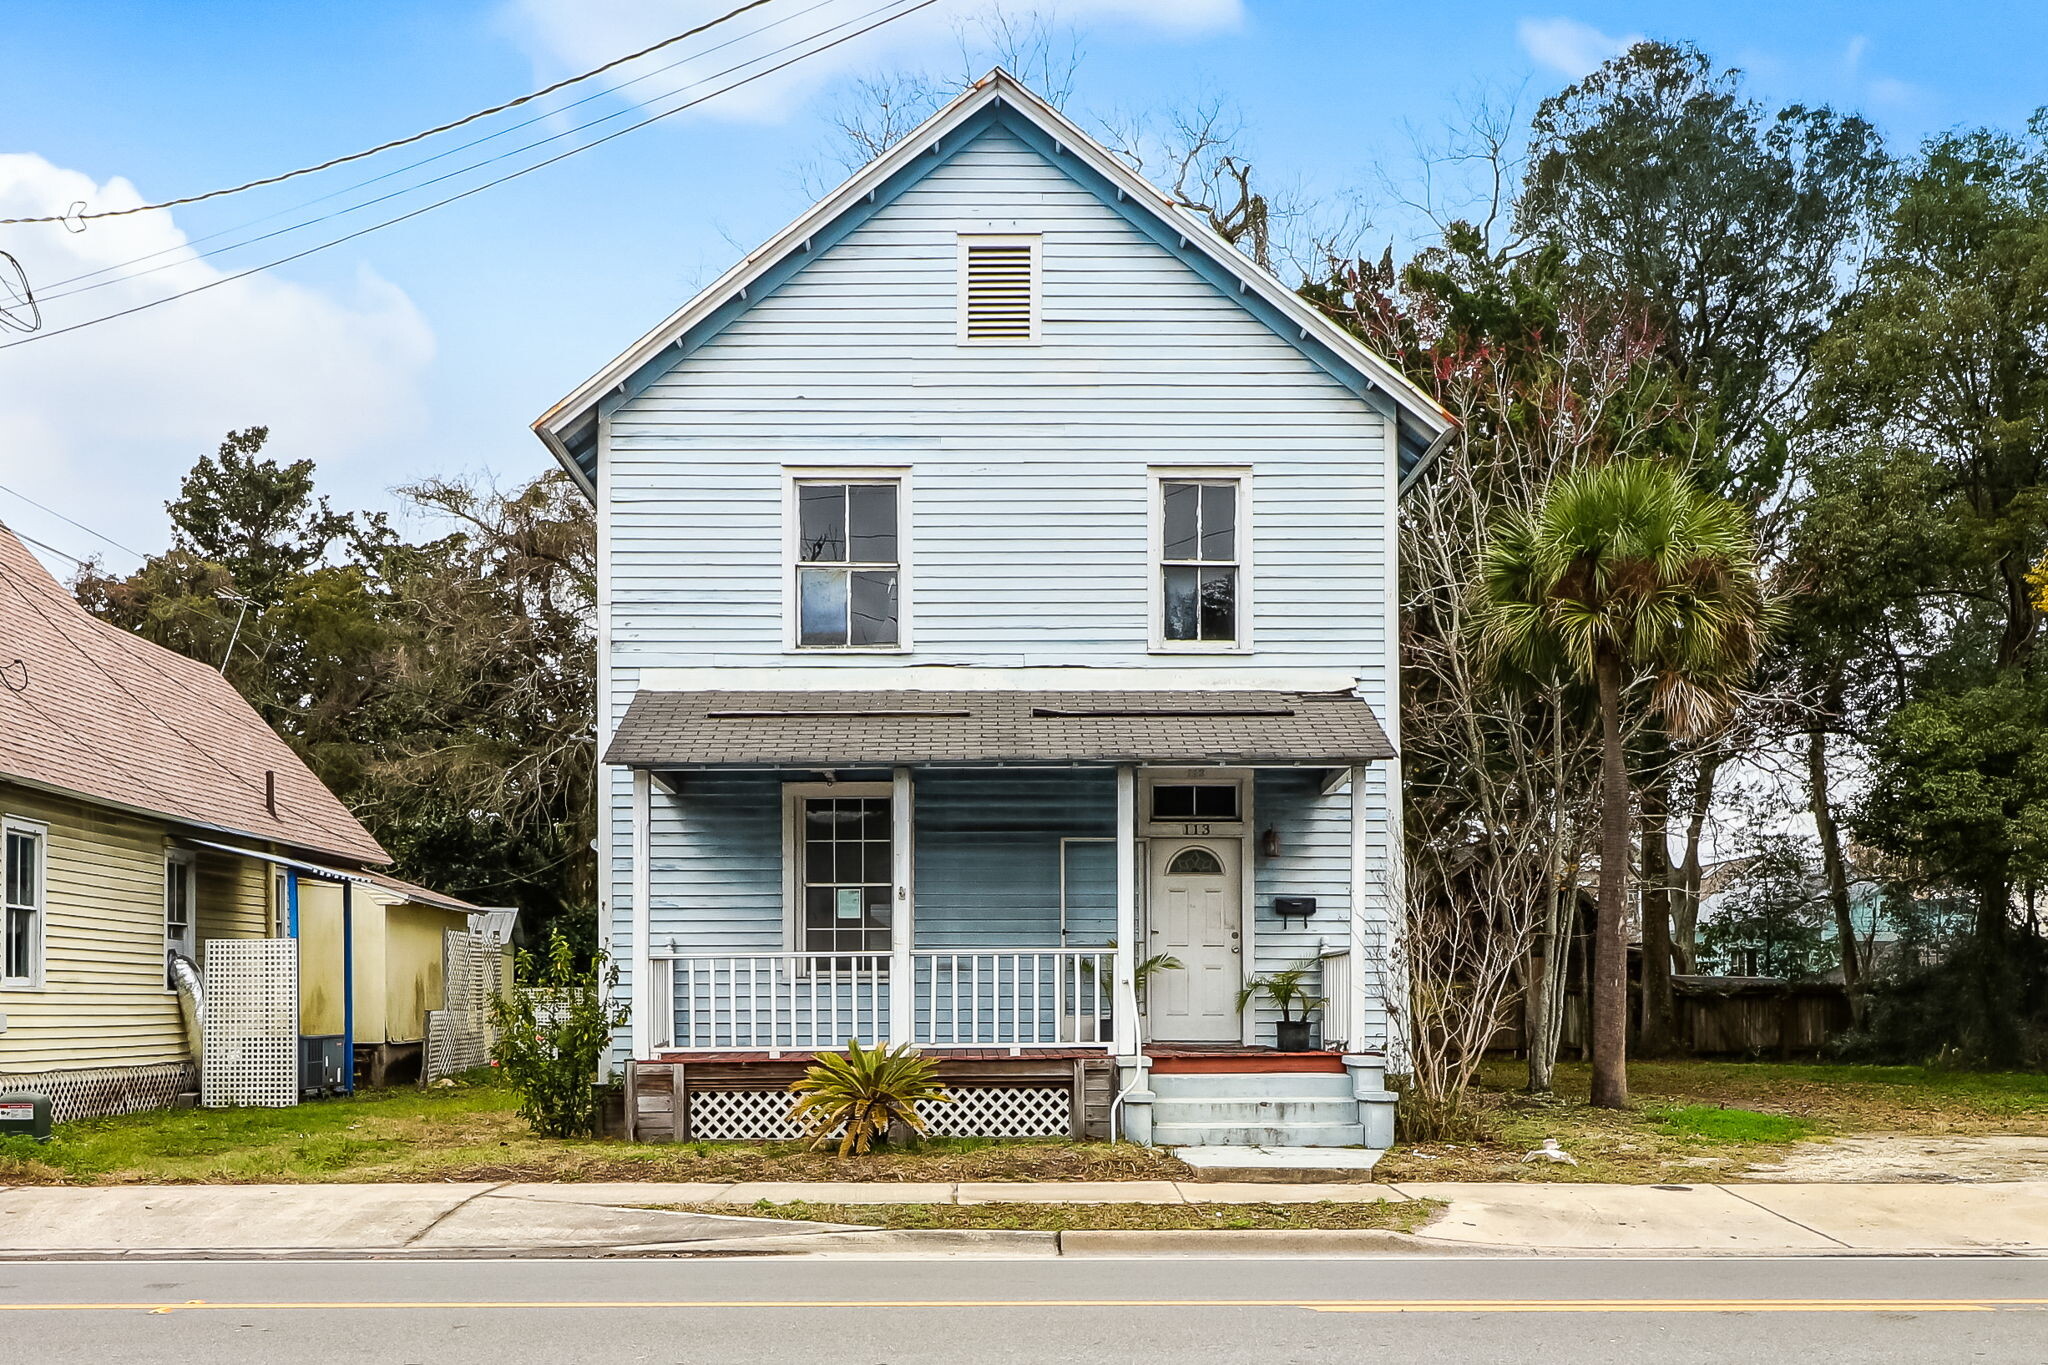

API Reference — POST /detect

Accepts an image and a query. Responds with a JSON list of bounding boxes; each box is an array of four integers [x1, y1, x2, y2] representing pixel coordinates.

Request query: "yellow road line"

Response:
[[0, 1298, 2044, 1315]]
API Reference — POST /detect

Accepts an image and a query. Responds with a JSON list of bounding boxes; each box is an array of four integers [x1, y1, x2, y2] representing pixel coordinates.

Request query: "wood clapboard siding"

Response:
[[600, 122, 1401, 1055], [604, 124, 1391, 685], [0, 782, 270, 1074], [911, 769, 1115, 949]]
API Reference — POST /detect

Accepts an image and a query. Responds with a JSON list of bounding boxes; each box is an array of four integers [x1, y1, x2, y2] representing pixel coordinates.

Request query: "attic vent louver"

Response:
[[959, 234, 1038, 343]]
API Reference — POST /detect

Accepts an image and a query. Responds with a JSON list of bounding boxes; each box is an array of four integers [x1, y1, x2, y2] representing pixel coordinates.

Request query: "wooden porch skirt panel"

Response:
[[623, 1055, 1114, 1143]]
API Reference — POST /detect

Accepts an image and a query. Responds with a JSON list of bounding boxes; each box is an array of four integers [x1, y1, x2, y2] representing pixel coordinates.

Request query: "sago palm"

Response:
[[786, 1039, 952, 1156], [1478, 459, 1771, 1109]]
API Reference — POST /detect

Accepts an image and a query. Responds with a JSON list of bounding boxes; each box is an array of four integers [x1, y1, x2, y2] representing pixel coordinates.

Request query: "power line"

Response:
[[23, 0, 851, 305], [0, 0, 939, 351], [7, 526, 91, 568], [0, 480, 146, 558], [0, 0, 784, 227]]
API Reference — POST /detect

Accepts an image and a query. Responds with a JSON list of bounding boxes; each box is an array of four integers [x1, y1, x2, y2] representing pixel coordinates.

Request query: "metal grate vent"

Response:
[[961, 238, 1037, 341]]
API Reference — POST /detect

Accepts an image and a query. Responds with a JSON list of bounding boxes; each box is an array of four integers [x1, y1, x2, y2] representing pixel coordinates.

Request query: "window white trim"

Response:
[[164, 848, 197, 991], [782, 466, 912, 654], [2, 816, 48, 990], [957, 233, 1041, 344], [779, 781, 898, 955], [1147, 466, 1253, 654]]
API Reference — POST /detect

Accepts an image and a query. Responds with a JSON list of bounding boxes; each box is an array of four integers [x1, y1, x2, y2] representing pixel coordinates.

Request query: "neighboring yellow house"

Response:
[[0, 522, 489, 1118]]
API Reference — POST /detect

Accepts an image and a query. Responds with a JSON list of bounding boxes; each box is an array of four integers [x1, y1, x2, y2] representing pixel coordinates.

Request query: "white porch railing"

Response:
[[653, 949, 1115, 1053]]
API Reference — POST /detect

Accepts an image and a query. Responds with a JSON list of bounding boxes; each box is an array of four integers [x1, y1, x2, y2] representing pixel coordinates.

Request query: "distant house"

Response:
[[533, 72, 1451, 1154], [0, 522, 486, 1117]]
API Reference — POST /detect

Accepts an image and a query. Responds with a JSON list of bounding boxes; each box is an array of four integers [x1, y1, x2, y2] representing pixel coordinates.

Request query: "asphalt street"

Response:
[[3, 1254, 2045, 1364]]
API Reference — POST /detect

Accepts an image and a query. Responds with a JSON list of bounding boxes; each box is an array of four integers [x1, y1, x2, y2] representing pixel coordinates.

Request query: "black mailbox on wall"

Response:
[[1273, 896, 1317, 919]]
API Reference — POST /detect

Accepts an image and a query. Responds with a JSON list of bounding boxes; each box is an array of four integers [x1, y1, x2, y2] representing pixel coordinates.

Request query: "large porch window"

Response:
[[798, 795, 893, 958]]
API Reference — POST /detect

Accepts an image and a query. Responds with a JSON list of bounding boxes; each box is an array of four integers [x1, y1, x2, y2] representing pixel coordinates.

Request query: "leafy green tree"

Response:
[[165, 427, 355, 607], [1479, 459, 1772, 1107], [1810, 116, 2048, 675], [1519, 40, 1888, 493], [76, 433, 596, 943], [1853, 677, 2048, 1064]]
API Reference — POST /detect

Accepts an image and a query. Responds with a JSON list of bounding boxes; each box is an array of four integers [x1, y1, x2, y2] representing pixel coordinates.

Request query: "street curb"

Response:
[[0, 1231, 2039, 1261]]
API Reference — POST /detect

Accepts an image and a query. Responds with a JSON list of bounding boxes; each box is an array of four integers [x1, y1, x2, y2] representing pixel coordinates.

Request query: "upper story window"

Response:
[[958, 234, 1039, 343], [4, 819, 45, 988], [795, 479, 901, 648], [1157, 476, 1244, 648]]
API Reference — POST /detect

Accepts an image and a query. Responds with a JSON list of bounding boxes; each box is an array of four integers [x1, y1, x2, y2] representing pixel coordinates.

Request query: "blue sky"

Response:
[[2, 0, 2044, 572]]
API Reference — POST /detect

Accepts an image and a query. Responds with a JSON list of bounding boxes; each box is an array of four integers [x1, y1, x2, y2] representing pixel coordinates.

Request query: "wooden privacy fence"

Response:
[[1492, 976, 1854, 1059]]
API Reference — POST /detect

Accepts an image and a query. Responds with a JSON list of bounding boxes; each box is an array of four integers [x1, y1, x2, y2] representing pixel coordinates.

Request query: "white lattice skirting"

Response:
[[0, 1062, 196, 1123], [688, 1085, 1073, 1141]]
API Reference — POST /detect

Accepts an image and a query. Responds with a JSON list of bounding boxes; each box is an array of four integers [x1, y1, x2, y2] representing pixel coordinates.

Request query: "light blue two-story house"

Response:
[[534, 72, 1449, 1158]]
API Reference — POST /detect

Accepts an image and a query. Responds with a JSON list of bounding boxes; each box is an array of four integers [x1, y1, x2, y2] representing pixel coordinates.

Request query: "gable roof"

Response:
[[0, 522, 388, 865], [534, 69, 1453, 491]]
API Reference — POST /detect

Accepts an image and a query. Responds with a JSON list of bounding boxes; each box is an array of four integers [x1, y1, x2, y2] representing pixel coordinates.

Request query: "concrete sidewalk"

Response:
[[1, 1180, 2043, 1258]]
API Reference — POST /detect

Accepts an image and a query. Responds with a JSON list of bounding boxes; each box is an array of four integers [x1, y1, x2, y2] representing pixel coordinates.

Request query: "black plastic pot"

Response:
[[1275, 1019, 1314, 1052]]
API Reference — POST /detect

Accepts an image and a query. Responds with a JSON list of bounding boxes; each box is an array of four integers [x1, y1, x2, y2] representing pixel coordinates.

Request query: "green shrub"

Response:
[[488, 928, 628, 1139], [787, 1040, 951, 1156]]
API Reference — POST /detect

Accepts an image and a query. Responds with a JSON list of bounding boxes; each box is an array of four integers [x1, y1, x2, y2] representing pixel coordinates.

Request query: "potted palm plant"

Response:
[[1236, 963, 1326, 1052]]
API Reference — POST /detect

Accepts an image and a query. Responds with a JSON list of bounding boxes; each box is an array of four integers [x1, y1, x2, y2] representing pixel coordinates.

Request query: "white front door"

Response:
[[1146, 838, 1242, 1041]]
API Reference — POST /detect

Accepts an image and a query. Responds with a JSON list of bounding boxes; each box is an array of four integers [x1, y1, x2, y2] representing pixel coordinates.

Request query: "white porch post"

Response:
[[1113, 764, 1140, 1059], [1347, 763, 1373, 1053], [630, 766, 653, 1059], [888, 765, 915, 1047]]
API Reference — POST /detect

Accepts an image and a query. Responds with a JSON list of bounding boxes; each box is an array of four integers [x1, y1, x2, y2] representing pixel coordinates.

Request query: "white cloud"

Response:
[[501, 0, 1243, 123], [0, 154, 433, 570], [1516, 16, 1642, 81]]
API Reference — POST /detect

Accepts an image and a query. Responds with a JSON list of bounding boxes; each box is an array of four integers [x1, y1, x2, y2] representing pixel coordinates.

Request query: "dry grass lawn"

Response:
[[656, 1198, 1438, 1232], [0, 1076, 1190, 1186], [6, 1060, 2043, 1187], [1378, 1059, 2048, 1183]]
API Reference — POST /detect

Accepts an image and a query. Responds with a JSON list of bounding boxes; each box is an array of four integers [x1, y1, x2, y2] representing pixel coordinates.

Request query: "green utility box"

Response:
[[0, 1091, 52, 1142]]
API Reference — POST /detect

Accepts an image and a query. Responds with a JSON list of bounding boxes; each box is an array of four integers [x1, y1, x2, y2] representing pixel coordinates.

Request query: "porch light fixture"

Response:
[[1261, 827, 1281, 859]]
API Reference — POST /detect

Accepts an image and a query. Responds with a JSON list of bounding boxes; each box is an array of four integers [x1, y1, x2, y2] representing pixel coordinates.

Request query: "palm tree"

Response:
[[1479, 460, 1771, 1108]]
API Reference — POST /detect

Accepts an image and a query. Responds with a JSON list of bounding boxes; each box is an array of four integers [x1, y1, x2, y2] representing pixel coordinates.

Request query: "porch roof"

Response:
[[605, 688, 1394, 768]]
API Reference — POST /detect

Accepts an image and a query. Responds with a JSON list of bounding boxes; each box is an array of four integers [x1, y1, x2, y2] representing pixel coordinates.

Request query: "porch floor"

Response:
[[1145, 1044, 1349, 1074]]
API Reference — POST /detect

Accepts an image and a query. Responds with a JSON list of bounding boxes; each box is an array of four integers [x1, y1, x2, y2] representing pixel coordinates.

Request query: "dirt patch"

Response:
[[1740, 1135, 2048, 1183], [652, 1198, 1438, 1232]]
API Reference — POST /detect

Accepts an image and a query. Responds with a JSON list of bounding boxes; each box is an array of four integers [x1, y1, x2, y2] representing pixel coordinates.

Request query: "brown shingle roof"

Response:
[[0, 522, 387, 864], [605, 689, 1395, 767]]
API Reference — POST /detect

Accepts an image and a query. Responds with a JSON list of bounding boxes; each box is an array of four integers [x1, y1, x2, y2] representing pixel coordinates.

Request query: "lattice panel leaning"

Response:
[[685, 1085, 1074, 1141], [425, 931, 497, 1079], [202, 939, 300, 1109], [0, 1063, 195, 1123]]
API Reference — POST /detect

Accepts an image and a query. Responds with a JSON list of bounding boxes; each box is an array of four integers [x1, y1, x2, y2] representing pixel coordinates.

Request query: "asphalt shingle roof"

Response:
[[605, 689, 1394, 768], [0, 521, 388, 864]]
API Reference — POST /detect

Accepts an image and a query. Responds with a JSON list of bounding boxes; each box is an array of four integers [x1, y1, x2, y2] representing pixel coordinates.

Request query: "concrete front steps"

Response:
[[1148, 1070, 1370, 1150]]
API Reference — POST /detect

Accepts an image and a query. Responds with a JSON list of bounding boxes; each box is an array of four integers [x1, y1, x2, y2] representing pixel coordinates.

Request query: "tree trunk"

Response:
[[1807, 726, 1862, 1023], [1591, 648, 1631, 1109], [1673, 753, 1719, 973], [1637, 773, 1679, 1056], [1526, 698, 1572, 1094]]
